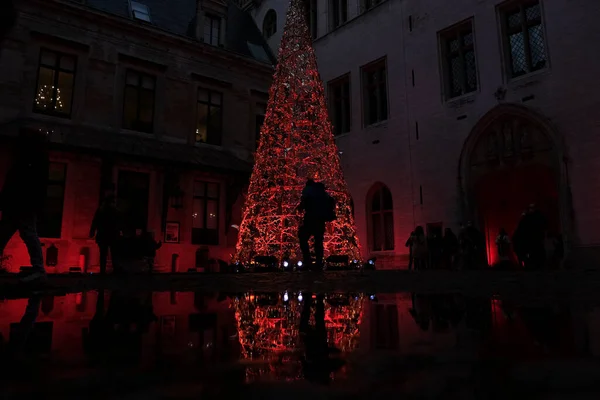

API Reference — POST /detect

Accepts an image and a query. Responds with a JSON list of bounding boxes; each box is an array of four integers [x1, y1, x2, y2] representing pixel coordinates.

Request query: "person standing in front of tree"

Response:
[[297, 179, 335, 271]]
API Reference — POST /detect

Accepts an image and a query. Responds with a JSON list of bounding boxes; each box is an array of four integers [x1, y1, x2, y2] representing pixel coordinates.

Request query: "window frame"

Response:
[[122, 69, 156, 134], [263, 9, 277, 38], [368, 184, 394, 252], [361, 57, 388, 127], [130, 1, 152, 23], [204, 14, 221, 46], [330, 0, 348, 30], [196, 88, 224, 146], [328, 73, 352, 136], [304, 0, 318, 39], [38, 162, 67, 239], [499, 0, 548, 79], [191, 180, 220, 246], [439, 19, 478, 100], [33, 48, 77, 118]]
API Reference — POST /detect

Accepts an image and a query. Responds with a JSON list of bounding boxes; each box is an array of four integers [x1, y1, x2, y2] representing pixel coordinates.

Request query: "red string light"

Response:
[[234, 0, 362, 264], [232, 293, 364, 381]]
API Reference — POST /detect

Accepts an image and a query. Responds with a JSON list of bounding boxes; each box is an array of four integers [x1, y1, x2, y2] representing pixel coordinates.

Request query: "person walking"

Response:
[[90, 195, 122, 274], [0, 130, 49, 283], [297, 179, 335, 271], [405, 231, 415, 270], [495, 228, 511, 266], [412, 226, 428, 270]]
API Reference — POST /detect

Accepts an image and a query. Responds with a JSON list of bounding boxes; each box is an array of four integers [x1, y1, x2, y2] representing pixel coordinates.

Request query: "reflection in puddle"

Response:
[[1, 291, 599, 397], [233, 292, 363, 382]]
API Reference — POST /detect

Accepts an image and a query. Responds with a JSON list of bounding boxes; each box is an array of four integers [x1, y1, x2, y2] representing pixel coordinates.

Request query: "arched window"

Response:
[[263, 9, 277, 38], [368, 184, 394, 251]]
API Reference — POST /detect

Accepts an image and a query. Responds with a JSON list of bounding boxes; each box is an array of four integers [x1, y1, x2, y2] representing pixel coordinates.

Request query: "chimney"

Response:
[[195, 0, 205, 42]]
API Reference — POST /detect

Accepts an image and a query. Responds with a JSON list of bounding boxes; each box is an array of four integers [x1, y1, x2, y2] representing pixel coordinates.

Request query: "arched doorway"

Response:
[[459, 105, 567, 266]]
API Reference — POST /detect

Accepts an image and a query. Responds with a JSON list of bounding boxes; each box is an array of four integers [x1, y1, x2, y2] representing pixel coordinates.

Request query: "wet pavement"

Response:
[[3, 269, 600, 303], [2, 287, 600, 399]]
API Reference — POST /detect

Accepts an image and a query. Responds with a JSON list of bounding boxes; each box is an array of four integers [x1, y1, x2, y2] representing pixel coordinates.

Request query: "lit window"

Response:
[[192, 181, 220, 245], [34, 49, 76, 117], [440, 20, 478, 99], [131, 1, 151, 22], [500, 1, 547, 78], [204, 15, 221, 46], [196, 88, 223, 145]]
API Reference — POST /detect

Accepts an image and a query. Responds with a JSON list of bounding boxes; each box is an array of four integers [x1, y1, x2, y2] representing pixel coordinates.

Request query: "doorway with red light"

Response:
[[461, 106, 565, 267]]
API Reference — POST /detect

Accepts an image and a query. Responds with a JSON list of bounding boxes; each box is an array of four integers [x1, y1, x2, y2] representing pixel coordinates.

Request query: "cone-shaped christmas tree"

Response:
[[235, 0, 361, 265]]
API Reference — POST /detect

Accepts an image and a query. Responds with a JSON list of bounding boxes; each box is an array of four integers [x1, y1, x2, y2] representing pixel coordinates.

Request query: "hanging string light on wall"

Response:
[[35, 84, 64, 111]]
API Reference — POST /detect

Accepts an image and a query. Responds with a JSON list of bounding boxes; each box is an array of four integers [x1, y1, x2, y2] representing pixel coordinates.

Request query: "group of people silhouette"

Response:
[[405, 204, 563, 270], [0, 130, 564, 276], [89, 195, 162, 274], [405, 222, 487, 270]]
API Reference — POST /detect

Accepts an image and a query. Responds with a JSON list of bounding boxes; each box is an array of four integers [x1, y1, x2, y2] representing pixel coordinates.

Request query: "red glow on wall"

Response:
[[234, 0, 361, 264]]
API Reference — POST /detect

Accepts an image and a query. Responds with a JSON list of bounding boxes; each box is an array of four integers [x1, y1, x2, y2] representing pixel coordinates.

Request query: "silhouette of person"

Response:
[[298, 179, 331, 271], [104, 291, 156, 365], [428, 229, 443, 269], [525, 204, 547, 269], [514, 205, 547, 269], [495, 228, 511, 264], [0, 130, 49, 283], [299, 293, 344, 384], [465, 221, 486, 269], [8, 296, 42, 358], [443, 228, 459, 270], [140, 230, 162, 273], [83, 289, 108, 364], [411, 226, 428, 270], [90, 195, 122, 274], [512, 212, 528, 268], [405, 231, 415, 270]]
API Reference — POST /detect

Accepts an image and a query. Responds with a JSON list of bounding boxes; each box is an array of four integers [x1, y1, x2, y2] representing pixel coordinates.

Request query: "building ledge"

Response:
[[0, 117, 252, 174]]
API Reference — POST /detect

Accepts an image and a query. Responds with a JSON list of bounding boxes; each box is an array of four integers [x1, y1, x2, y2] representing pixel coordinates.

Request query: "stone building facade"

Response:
[[249, 0, 600, 268], [0, 0, 275, 273]]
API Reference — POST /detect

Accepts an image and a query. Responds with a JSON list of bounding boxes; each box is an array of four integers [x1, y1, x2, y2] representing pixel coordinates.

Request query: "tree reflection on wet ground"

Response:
[[2, 290, 600, 399]]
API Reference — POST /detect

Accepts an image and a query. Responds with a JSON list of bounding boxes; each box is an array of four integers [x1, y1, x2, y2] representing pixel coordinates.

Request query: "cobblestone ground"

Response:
[[2, 269, 600, 302]]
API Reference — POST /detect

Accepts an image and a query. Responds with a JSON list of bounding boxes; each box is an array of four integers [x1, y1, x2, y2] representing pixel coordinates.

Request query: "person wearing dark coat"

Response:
[[0, 131, 49, 282], [90, 195, 122, 274], [297, 179, 331, 271], [443, 228, 459, 270]]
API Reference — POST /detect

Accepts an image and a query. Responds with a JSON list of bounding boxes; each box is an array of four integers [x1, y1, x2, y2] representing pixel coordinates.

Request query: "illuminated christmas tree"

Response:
[[235, 0, 361, 264]]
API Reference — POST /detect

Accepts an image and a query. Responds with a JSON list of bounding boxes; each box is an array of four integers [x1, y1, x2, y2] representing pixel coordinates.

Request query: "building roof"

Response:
[[85, 0, 275, 64]]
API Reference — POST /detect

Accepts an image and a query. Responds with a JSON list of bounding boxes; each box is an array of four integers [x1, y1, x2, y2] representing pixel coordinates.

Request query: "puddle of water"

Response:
[[1, 291, 600, 398]]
